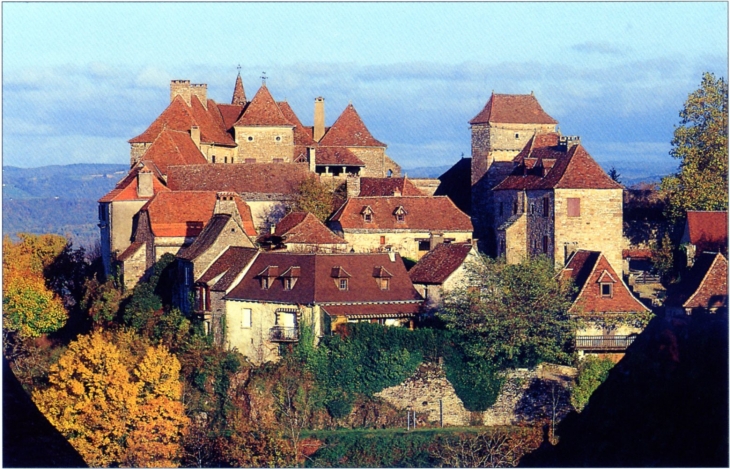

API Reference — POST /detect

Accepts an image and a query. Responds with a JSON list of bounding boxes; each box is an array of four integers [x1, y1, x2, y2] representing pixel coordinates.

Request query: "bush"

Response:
[[570, 356, 615, 412]]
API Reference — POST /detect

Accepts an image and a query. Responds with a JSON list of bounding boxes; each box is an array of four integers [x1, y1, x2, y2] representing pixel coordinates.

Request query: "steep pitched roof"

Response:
[[278, 101, 316, 146], [683, 211, 728, 252], [129, 95, 195, 143], [494, 139, 621, 191], [232, 73, 247, 105], [409, 243, 474, 285], [140, 191, 218, 238], [225, 252, 422, 305], [233, 84, 292, 127], [667, 252, 728, 310], [198, 246, 259, 291], [314, 147, 365, 167], [563, 250, 650, 314], [318, 104, 386, 147], [117, 241, 145, 262], [216, 103, 245, 130], [469, 93, 558, 125], [274, 212, 347, 245], [98, 164, 169, 203], [190, 96, 236, 146], [166, 164, 310, 197], [138, 128, 209, 176], [330, 196, 473, 232], [434, 157, 472, 215], [359, 177, 424, 197], [178, 214, 233, 261]]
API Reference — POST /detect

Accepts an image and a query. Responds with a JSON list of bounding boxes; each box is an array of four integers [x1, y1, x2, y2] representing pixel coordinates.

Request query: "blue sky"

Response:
[[3, 2, 727, 179]]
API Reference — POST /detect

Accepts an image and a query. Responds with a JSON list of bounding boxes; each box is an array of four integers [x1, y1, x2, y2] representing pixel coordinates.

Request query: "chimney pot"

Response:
[[314, 97, 325, 142]]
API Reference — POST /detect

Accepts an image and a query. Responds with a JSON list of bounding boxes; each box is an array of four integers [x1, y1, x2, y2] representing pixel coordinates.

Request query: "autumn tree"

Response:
[[32, 329, 189, 467], [661, 72, 728, 222], [292, 176, 336, 222], [439, 255, 576, 370]]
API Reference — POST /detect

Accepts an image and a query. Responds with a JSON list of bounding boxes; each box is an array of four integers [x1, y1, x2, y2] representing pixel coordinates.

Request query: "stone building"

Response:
[[257, 211, 348, 253], [223, 252, 423, 363], [408, 242, 476, 312], [665, 251, 728, 317], [492, 133, 623, 270], [469, 92, 558, 253], [562, 250, 651, 357], [328, 195, 474, 260]]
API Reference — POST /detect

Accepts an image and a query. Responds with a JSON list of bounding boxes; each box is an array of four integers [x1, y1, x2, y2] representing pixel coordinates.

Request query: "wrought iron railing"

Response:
[[576, 335, 636, 351], [270, 326, 299, 342]]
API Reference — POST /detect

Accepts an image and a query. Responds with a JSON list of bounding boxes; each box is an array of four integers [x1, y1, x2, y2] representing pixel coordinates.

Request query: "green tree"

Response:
[[292, 176, 336, 222], [570, 356, 615, 412], [608, 166, 622, 184], [661, 72, 728, 222], [439, 255, 576, 370]]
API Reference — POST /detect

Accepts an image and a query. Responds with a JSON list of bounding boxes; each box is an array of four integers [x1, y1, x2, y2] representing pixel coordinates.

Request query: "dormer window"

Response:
[[281, 266, 300, 291], [379, 278, 390, 290], [284, 278, 296, 290], [373, 266, 393, 291], [601, 283, 613, 297], [331, 266, 351, 290], [597, 270, 616, 298], [258, 265, 279, 290], [361, 206, 374, 223], [339, 279, 348, 290], [394, 206, 407, 223], [261, 277, 271, 290]]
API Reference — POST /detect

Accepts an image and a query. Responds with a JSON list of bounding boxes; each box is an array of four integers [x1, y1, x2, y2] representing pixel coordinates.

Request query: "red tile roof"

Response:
[[141, 191, 218, 238], [190, 96, 236, 146], [198, 246, 259, 291], [667, 252, 728, 310], [98, 165, 169, 203], [683, 211, 728, 253], [314, 147, 365, 167], [233, 85, 292, 127], [216, 103, 245, 130], [137, 129, 209, 176], [231, 73, 247, 106], [318, 104, 386, 147], [563, 250, 650, 314], [117, 241, 145, 262], [322, 303, 421, 319], [469, 93, 558, 125], [409, 243, 474, 285], [278, 101, 316, 146], [226, 252, 422, 307], [359, 177, 424, 197], [129, 95, 194, 143], [494, 138, 621, 191], [330, 196, 473, 232], [622, 249, 653, 260], [166, 163, 311, 196], [274, 212, 347, 245]]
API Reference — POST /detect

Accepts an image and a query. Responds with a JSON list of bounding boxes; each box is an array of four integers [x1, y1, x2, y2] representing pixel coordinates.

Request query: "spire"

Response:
[[231, 66, 246, 105]]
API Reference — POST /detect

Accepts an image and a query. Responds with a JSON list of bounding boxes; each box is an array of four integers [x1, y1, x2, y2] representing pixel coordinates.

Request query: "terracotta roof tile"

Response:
[[137, 129, 208, 176], [117, 241, 145, 262], [272, 212, 347, 245], [233, 85, 292, 127], [226, 252, 422, 307], [232, 73, 247, 105], [314, 147, 365, 167], [409, 243, 474, 285], [684, 211, 728, 253], [190, 96, 236, 146], [469, 93, 558, 125], [359, 177, 424, 197], [166, 163, 311, 196], [141, 191, 218, 238], [667, 252, 728, 309], [198, 246, 259, 291], [217, 103, 245, 130], [278, 101, 316, 146], [330, 196, 473, 232], [129, 95, 195, 143], [318, 104, 386, 147], [98, 165, 169, 203], [563, 250, 650, 314]]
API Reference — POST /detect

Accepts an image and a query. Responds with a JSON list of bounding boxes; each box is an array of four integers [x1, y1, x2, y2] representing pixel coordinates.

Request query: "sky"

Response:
[[2, 2, 728, 179]]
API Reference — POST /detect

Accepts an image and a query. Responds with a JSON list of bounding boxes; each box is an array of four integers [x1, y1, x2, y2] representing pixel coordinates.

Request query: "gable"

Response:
[[469, 93, 558, 125], [318, 104, 386, 147]]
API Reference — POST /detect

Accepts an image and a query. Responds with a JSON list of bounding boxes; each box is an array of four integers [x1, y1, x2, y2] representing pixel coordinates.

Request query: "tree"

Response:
[[439, 255, 576, 370], [292, 176, 336, 222], [33, 329, 189, 467], [3, 275, 68, 339], [661, 72, 728, 222], [608, 166, 622, 184], [570, 355, 615, 412]]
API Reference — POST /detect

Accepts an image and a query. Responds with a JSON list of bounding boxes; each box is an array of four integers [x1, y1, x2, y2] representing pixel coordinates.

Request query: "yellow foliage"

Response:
[[33, 330, 189, 467], [3, 274, 67, 338]]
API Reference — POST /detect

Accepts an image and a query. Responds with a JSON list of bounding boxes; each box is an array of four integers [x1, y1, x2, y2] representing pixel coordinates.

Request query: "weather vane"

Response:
[[261, 72, 268, 84], [237, 64, 241, 74]]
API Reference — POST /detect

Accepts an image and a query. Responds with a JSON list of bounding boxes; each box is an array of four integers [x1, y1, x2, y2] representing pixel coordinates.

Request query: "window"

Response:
[[275, 136, 282, 142], [499, 238, 506, 254], [600, 283, 613, 298], [380, 235, 386, 245], [515, 133, 519, 139], [273, 158, 284, 163], [530, 203, 535, 214], [261, 277, 271, 290], [379, 278, 390, 290], [184, 266, 191, 286], [542, 235, 549, 254], [418, 240, 430, 252], [245, 158, 256, 164], [247, 136, 254, 142], [396, 213, 405, 223], [241, 308, 252, 328], [284, 277, 298, 290], [212, 155, 216, 163], [224, 156, 228, 164], [339, 279, 348, 290], [513, 200, 518, 215], [364, 213, 373, 223], [567, 198, 581, 217], [543, 198, 550, 218]]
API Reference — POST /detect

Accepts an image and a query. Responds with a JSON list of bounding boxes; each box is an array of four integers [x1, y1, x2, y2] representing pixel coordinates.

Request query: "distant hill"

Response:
[[2, 164, 128, 249], [402, 165, 452, 178]]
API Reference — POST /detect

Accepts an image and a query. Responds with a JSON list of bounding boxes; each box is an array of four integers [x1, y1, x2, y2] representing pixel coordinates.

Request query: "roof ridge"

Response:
[[684, 252, 725, 308]]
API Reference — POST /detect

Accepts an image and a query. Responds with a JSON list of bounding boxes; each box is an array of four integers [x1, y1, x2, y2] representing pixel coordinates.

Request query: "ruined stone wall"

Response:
[[471, 125, 491, 185], [234, 126, 294, 162], [554, 188, 623, 270]]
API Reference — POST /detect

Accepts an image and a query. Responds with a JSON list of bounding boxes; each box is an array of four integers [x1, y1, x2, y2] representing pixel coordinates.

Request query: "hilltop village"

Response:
[[97, 72, 727, 363]]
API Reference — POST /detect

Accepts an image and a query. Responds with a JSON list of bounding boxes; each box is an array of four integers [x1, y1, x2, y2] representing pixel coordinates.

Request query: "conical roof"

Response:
[[233, 84, 292, 127], [232, 73, 246, 105], [318, 103, 386, 147]]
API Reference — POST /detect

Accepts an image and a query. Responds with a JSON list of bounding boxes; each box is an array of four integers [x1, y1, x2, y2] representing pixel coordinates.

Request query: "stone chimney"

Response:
[[214, 192, 239, 215], [429, 232, 444, 250], [191, 83, 208, 108], [170, 80, 192, 106], [137, 167, 154, 198], [557, 135, 580, 152], [393, 187, 402, 197], [314, 97, 325, 142], [346, 174, 361, 198], [308, 148, 316, 173], [190, 126, 201, 149]]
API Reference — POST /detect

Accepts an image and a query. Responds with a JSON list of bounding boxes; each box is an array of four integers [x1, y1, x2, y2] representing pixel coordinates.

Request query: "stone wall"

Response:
[[200, 144, 236, 164], [376, 362, 576, 428], [190, 218, 254, 280], [350, 148, 401, 178], [341, 231, 473, 260], [409, 178, 440, 196], [234, 126, 295, 162]]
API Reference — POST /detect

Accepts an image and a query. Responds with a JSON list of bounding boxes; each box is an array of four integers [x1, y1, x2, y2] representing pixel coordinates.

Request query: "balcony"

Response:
[[576, 335, 636, 351], [270, 326, 299, 342]]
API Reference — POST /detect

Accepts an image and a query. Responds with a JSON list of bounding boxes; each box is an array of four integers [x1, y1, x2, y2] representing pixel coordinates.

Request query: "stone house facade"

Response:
[[408, 242, 476, 312], [328, 196, 474, 260]]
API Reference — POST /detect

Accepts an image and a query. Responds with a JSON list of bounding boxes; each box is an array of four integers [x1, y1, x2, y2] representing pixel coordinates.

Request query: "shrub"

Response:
[[570, 356, 615, 412]]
